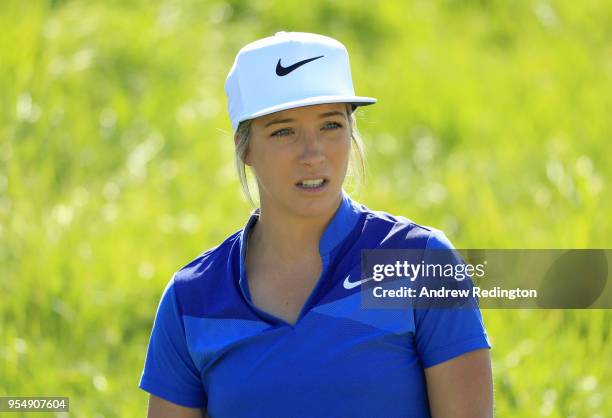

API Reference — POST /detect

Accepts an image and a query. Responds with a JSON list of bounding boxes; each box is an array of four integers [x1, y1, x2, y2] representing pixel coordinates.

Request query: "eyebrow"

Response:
[[264, 111, 347, 128]]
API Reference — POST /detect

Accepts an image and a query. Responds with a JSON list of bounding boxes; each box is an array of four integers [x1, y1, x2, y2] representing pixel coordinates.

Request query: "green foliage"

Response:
[[1, 0, 610, 416]]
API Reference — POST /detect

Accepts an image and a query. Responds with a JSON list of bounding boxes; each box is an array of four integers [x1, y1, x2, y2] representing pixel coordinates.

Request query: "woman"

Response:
[[139, 31, 493, 418]]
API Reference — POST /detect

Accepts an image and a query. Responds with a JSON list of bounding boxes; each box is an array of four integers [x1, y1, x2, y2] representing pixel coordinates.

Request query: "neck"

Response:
[[249, 194, 343, 263]]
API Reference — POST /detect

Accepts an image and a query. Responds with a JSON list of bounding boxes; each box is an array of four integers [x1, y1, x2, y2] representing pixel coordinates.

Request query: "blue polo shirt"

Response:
[[139, 192, 491, 417]]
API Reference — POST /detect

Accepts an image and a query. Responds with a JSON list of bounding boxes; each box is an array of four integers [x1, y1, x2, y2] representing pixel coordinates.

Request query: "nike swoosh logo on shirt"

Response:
[[343, 275, 375, 290], [275, 55, 324, 76]]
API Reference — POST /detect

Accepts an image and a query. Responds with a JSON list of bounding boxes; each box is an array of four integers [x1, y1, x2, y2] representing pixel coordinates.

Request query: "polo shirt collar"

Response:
[[319, 190, 362, 256], [237, 190, 363, 298]]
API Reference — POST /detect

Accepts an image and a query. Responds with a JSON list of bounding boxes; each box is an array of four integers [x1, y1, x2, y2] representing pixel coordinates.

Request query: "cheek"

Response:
[[329, 135, 352, 165], [250, 144, 294, 180]]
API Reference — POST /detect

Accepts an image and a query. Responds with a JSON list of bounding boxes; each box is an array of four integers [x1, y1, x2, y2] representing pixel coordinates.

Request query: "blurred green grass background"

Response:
[[1, 0, 611, 416]]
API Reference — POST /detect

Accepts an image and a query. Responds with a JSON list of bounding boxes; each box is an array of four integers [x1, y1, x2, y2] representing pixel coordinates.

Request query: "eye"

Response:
[[323, 121, 343, 130], [270, 128, 294, 138]]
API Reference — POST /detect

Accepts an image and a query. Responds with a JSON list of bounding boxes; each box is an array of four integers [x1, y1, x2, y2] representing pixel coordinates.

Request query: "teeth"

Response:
[[300, 179, 324, 188]]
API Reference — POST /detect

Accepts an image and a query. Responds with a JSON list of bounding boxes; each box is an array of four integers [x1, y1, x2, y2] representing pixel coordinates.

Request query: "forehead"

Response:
[[255, 102, 349, 125]]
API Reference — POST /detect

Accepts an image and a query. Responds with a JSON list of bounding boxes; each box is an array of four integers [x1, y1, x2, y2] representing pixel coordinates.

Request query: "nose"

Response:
[[299, 129, 325, 166]]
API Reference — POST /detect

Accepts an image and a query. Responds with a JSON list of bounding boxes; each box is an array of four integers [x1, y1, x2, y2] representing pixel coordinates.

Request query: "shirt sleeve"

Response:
[[139, 275, 207, 408], [413, 229, 492, 368]]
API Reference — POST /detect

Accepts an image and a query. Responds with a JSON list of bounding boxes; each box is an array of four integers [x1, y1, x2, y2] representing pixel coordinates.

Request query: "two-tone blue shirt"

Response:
[[139, 193, 491, 417]]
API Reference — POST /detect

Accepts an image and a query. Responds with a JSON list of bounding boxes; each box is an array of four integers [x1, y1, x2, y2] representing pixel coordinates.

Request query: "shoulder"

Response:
[[358, 203, 454, 250], [173, 229, 240, 282], [159, 225, 263, 321], [166, 228, 243, 306]]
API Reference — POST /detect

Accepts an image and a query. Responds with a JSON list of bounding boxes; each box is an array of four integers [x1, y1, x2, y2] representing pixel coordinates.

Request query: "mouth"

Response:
[[295, 177, 329, 191]]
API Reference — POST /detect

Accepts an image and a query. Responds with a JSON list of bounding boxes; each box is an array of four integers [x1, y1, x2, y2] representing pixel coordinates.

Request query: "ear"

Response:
[[235, 133, 252, 166]]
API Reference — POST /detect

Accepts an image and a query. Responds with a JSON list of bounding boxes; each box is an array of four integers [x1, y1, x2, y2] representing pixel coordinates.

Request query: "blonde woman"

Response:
[[139, 31, 493, 418]]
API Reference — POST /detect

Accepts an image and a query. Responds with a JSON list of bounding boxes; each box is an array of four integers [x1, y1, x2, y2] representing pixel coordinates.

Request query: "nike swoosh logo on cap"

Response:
[[276, 55, 324, 76], [343, 275, 375, 290]]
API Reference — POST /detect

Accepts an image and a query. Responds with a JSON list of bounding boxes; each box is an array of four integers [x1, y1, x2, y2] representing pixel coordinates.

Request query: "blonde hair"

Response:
[[234, 104, 366, 206]]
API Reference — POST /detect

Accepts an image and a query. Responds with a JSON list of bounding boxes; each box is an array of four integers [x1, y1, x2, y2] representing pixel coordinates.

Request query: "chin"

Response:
[[288, 189, 342, 219]]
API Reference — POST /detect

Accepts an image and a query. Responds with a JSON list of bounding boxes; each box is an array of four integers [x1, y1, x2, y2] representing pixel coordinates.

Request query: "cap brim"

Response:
[[236, 95, 376, 129]]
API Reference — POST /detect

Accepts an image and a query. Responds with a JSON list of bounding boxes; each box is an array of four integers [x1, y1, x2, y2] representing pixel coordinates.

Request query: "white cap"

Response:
[[224, 31, 377, 132]]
